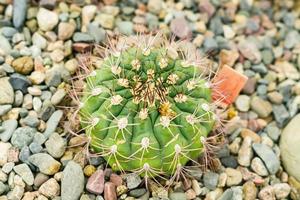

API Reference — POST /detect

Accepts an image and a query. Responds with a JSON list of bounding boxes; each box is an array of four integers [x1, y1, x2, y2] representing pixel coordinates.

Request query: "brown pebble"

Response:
[[240, 128, 261, 143], [104, 182, 117, 200], [110, 174, 123, 186]]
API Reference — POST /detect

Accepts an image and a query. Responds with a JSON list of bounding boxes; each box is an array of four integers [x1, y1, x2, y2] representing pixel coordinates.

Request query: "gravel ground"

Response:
[[0, 0, 300, 200]]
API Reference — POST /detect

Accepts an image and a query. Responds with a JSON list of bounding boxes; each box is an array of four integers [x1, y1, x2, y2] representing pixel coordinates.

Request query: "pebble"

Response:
[[51, 88, 66, 105], [37, 8, 59, 31], [13, 163, 34, 185], [0, 119, 18, 142], [109, 174, 122, 186], [252, 143, 280, 175], [32, 32, 47, 50], [7, 185, 24, 200], [34, 173, 49, 188], [0, 78, 14, 105], [238, 40, 261, 64], [2, 162, 15, 174], [9, 73, 32, 93], [0, 142, 12, 166], [272, 104, 290, 127], [86, 169, 105, 195], [87, 24, 106, 44], [45, 132, 65, 158], [238, 137, 253, 167], [44, 110, 63, 138], [58, 22, 76, 41], [28, 153, 61, 175], [280, 114, 300, 182], [240, 129, 261, 143], [203, 172, 219, 190], [273, 183, 290, 199], [82, 5, 97, 31], [38, 178, 60, 198], [169, 192, 187, 200], [251, 157, 269, 176], [129, 188, 147, 198], [12, 56, 34, 75], [116, 21, 133, 36], [243, 181, 257, 200], [225, 168, 242, 186], [126, 174, 141, 189], [13, 0, 27, 29], [0, 35, 12, 54], [61, 161, 84, 200], [170, 17, 192, 39], [11, 127, 36, 149], [250, 96, 272, 118], [0, 104, 11, 116], [104, 182, 117, 200], [235, 95, 250, 112], [95, 13, 115, 29], [258, 186, 275, 200]]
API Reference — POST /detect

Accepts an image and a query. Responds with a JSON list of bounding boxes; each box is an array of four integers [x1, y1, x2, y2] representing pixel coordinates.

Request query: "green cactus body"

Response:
[[79, 37, 216, 177]]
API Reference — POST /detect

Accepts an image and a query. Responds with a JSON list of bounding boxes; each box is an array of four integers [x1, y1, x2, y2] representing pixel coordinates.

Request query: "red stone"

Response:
[[110, 174, 123, 186], [104, 182, 117, 200], [86, 169, 105, 195], [72, 43, 92, 52], [212, 65, 248, 106]]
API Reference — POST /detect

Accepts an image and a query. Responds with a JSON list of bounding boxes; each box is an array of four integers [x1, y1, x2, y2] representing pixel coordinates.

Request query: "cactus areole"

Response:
[[79, 35, 216, 177]]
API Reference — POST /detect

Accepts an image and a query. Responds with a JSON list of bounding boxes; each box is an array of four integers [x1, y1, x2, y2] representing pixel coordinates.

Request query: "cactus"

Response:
[[75, 34, 219, 178]]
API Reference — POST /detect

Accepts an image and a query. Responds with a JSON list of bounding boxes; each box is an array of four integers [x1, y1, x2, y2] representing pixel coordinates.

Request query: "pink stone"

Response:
[[86, 169, 105, 195], [199, 0, 216, 18], [104, 182, 117, 200], [170, 17, 192, 39], [110, 174, 123, 186]]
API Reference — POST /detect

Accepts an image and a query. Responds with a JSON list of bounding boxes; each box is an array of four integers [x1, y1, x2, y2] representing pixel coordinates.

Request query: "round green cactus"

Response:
[[78, 34, 216, 177]]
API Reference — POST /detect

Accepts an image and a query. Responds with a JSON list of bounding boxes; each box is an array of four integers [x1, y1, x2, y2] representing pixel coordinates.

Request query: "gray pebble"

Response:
[[29, 142, 43, 154], [11, 127, 36, 149], [0, 119, 18, 142], [14, 90, 24, 107], [23, 115, 40, 128], [73, 32, 94, 43], [45, 132, 66, 158], [44, 110, 63, 138], [203, 172, 219, 190], [126, 173, 142, 189], [19, 146, 31, 162], [28, 153, 61, 175], [116, 21, 133, 36], [87, 24, 106, 43], [272, 104, 290, 128], [9, 73, 32, 94], [13, 0, 27, 29], [0, 104, 12, 116], [2, 162, 15, 174], [13, 163, 34, 185]]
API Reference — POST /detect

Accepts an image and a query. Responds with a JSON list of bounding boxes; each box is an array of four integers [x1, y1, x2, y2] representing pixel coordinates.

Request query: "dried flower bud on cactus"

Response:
[[76, 33, 220, 178]]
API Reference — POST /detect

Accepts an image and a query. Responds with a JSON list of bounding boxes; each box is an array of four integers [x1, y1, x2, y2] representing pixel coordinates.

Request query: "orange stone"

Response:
[[212, 65, 248, 106]]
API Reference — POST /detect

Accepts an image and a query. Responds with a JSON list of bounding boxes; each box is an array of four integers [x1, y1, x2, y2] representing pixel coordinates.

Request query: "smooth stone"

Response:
[[116, 21, 133, 36], [1, 27, 18, 38], [38, 178, 60, 198], [45, 132, 66, 158], [218, 189, 233, 200], [32, 32, 47, 49], [238, 137, 253, 167], [252, 143, 280, 175], [7, 185, 24, 200], [23, 115, 40, 128], [61, 161, 84, 200], [169, 192, 187, 200], [28, 153, 61, 175], [220, 156, 238, 168], [86, 169, 105, 195], [12, 56, 34, 75], [203, 172, 219, 190], [9, 73, 32, 94], [250, 157, 269, 176], [0, 35, 12, 54], [225, 168, 242, 186], [2, 162, 15, 174], [129, 188, 147, 198], [0, 77, 14, 105], [58, 22, 76, 40], [272, 104, 290, 128], [29, 142, 43, 154], [280, 114, 300, 181], [0, 142, 12, 166], [50, 88, 66, 105], [104, 182, 117, 200], [11, 127, 36, 149], [243, 181, 257, 200], [235, 95, 250, 112], [19, 146, 31, 162], [13, 163, 34, 185], [250, 96, 272, 118], [273, 183, 291, 199], [73, 32, 94, 43], [284, 30, 300, 49], [13, 0, 27, 29], [170, 17, 192, 39], [0, 104, 12, 116], [37, 8, 59, 31], [87, 24, 106, 43], [44, 110, 63, 138], [126, 174, 142, 189]]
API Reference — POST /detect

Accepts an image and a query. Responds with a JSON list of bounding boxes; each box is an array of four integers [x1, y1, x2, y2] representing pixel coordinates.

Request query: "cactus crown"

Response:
[[76, 33, 218, 179]]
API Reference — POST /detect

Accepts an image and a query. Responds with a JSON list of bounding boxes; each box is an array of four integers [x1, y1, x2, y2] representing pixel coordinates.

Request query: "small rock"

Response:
[[170, 17, 192, 39], [110, 174, 122, 186], [0, 119, 17, 142], [44, 110, 63, 138], [58, 22, 76, 41], [83, 165, 96, 177], [240, 129, 261, 143], [129, 188, 147, 198], [7, 185, 24, 200], [147, 0, 162, 14], [9, 73, 32, 93], [126, 173, 141, 189], [38, 178, 60, 198], [243, 181, 257, 200], [95, 13, 115, 29], [87, 24, 106, 44], [11, 127, 36, 149], [0, 78, 14, 105], [0, 182, 8, 195], [219, 49, 239, 67], [252, 143, 280, 175], [251, 157, 269, 176], [225, 168, 242, 186], [273, 183, 290, 199], [34, 173, 49, 188], [73, 32, 94, 43], [0, 142, 12, 166], [28, 153, 61, 175], [203, 172, 219, 190], [86, 169, 105, 195], [13, 0, 27, 29], [185, 189, 196, 200], [242, 77, 256, 95], [235, 95, 250, 112], [116, 21, 133, 36], [32, 32, 47, 50], [169, 192, 187, 200], [238, 40, 261, 64], [223, 25, 235, 39], [250, 96, 272, 118], [238, 137, 253, 167], [12, 56, 34, 75], [104, 182, 117, 200], [61, 161, 84, 200], [82, 5, 97, 31], [0, 35, 12, 54], [37, 8, 59, 31], [280, 114, 300, 181], [258, 186, 275, 200], [2, 162, 15, 174], [284, 30, 300, 49], [218, 188, 233, 200], [13, 163, 34, 186], [221, 156, 238, 168], [267, 91, 283, 105], [45, 132, 66, 158], [272, 104, 290, 128], [51, 88, 66, 105]]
